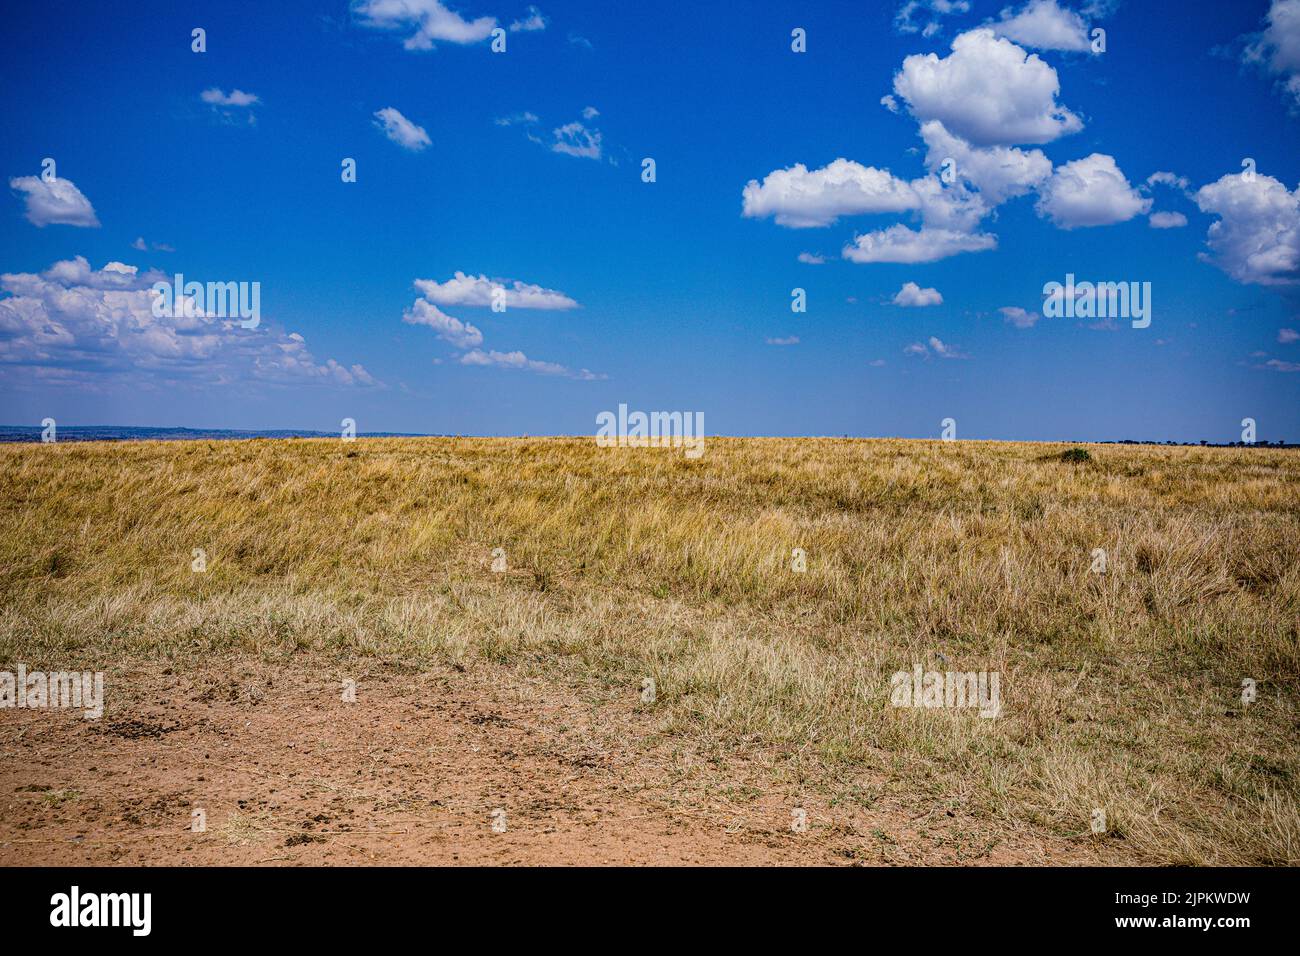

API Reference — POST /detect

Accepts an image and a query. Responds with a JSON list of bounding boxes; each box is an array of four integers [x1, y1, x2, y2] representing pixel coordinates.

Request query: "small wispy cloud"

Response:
[[929, 335, 969, 359], [905, 336, 970, 359], [1000, 306, 1037, 328], [1146, 170, 1192, 197], [200, 88, 260, 107], [509, 5, 547, 32], [414, 272, 578, 310], [550, 121, 602, 160], [1259, 357, 1300, 372], [460, 348, 604, 380], [403, 300, 483, 349], [374, 107, 431, 151], [894, 0, 972, 38], [198, 88, 260, 126], [495, 111, 539, 126], [131, 237, 174, 252]]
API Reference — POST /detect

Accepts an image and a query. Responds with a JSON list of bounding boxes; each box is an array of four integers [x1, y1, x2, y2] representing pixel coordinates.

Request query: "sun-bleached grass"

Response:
[[1, 436, 1296, 864]]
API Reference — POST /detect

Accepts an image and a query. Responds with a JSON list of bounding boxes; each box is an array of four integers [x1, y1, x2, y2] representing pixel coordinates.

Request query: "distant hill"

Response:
[[0, 425, 431, 443]]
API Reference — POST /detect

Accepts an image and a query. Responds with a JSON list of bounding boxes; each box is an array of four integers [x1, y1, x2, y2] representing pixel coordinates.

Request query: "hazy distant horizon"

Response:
[[1, 423, 1293, 446]]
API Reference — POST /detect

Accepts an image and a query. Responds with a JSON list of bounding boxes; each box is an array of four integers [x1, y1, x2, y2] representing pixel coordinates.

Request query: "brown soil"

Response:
[[0, 655, 1118, 866]]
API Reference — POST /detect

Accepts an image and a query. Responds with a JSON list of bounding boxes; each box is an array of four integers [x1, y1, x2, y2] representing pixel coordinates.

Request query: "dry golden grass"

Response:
[[1, 436, 1297, 864]]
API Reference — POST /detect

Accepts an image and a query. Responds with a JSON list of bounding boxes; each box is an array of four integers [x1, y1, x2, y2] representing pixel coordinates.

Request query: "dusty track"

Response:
[[0, 655, 1114, 866]]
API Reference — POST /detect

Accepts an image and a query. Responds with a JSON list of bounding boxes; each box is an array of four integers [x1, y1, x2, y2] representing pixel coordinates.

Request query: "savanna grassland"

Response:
[[1, 437, 1297, 865]]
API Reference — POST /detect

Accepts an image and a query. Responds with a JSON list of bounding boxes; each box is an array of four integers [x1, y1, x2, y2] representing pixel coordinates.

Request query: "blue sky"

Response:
[[2, 0, 1299, 441]]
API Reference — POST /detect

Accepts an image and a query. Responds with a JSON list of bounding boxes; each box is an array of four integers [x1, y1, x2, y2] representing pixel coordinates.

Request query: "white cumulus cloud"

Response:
[[1194, 170, 1300, 286], [892, 281, 944, 306], [1035, 153, 1151, 229], [402, 299, 483, 348], [990, 0, 1091, 52], [742, 159, 920, 228], [9, 175, 100, 228], [413, 271, 578, 309], [0, 256, 374, 388], [892, 28, 1083, 146], [1148, 211, 1187, 229], [843, 224, 996, 263], [918, 120, 1052, 205]]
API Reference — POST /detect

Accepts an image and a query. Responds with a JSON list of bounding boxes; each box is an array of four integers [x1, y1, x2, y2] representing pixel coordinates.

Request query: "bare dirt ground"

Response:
[[0, 654, 1118, 866]]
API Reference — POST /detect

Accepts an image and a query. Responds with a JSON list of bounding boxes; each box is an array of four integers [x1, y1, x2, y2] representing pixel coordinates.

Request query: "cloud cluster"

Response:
[[0, 257, 375, 388], [403, 272, 599, 378], [742, 15, 1159, 268]]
